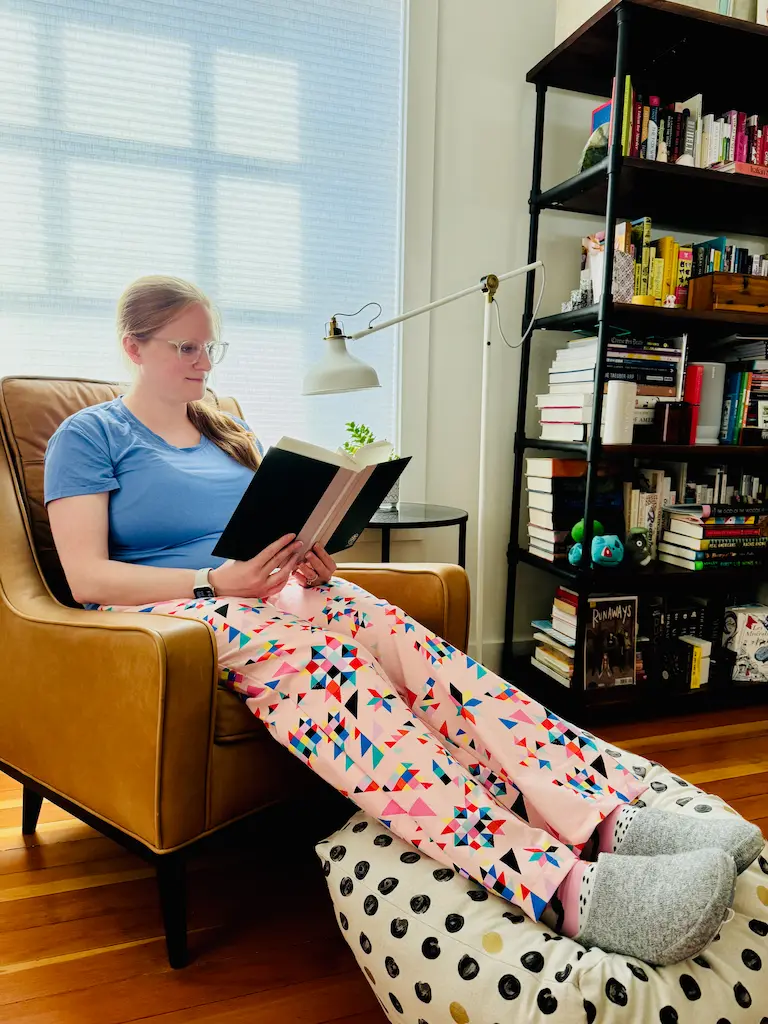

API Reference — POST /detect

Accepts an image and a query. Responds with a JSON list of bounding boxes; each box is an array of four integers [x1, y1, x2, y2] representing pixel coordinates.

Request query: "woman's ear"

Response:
[[122, 334, 143, 366]]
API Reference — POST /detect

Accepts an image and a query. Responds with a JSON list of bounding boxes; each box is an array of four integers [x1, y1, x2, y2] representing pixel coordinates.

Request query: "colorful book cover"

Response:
[[584, 596, 638, 689], [723, 605, 768, 682]]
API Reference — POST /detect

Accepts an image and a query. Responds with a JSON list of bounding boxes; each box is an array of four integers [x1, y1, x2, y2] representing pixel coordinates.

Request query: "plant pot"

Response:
[[379, 479, 400, 512]]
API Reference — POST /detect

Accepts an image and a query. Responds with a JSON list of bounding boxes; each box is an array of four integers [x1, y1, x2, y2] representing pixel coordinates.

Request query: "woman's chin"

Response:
[[183, 378, 208, 399]]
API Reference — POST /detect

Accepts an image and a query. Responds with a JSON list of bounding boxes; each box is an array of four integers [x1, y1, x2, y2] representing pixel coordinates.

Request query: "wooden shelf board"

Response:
[[516, 548, 766, 592], [536, 157, 768, 239], [534, 302, 768, 340]]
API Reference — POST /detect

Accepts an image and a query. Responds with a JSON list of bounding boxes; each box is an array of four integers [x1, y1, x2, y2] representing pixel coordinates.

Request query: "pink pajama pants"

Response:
[[101, 578, 646, 921]]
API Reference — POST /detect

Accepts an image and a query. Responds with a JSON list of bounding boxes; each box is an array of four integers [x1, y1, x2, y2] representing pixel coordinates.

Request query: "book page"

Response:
[[350, 440, 394, 468], [276, 436, 357, 471], [294, 467, 357, 553]]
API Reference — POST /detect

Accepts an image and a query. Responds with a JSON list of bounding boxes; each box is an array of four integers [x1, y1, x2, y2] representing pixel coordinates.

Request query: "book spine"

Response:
[[632, 95, 643, 158], [671, 110, 683, 163], [647, 97, 660, 161], [605, 370, 676, 385], [736, 111, 748, 163], [640, 104, 651, 158]]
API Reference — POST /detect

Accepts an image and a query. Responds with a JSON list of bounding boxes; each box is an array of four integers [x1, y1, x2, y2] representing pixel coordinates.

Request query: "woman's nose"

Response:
[[195, 347, 212, 371]]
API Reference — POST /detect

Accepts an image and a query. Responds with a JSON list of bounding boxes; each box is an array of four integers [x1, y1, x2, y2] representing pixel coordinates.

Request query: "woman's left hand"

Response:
[[293, 544, 336, 588]]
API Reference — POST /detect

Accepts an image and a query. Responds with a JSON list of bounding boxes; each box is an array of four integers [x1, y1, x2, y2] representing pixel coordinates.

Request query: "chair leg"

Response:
[[21, 787, 43, 835], [156, 852, 188, 969]]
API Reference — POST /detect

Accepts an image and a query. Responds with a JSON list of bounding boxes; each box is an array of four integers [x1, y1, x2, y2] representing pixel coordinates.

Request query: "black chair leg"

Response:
[[21, 787, 44, 835], [156, 852, 188, 968]]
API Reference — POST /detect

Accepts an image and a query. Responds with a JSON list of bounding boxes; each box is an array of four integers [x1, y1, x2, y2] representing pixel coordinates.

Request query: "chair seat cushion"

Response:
[[317, 747, 768, 1023], [214, 688, 262, 743]]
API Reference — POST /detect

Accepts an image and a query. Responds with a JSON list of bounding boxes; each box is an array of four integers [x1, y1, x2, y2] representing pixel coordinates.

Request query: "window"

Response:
[[0, 0, 404, 449]]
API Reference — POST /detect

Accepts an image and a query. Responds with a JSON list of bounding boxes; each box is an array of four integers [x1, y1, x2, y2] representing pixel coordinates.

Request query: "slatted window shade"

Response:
[[0, 0, 403, 448]]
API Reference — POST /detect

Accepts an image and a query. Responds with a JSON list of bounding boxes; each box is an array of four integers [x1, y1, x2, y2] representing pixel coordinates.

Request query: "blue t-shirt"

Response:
[[44, 398, 259, 594]]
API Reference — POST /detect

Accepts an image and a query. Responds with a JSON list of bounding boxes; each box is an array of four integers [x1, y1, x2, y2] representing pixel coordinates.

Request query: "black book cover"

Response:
[[212, 448, 411, 561]]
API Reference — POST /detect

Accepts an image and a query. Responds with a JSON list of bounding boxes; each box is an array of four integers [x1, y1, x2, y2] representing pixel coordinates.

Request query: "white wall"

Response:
[[555, 0, 603, 46]]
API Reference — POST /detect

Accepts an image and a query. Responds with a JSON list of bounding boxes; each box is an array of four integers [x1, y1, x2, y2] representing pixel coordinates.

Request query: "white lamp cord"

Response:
[[492, 264, 547, 350]]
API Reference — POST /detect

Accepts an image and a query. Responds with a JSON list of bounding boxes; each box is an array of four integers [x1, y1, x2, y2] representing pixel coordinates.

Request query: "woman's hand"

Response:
[[293, 544, 337, 588], [209, 534, 304, 599]]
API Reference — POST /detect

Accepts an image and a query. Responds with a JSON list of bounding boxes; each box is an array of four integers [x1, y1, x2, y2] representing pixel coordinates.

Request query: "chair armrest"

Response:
[[334, 563, 470, 652], [0, 598, 217, 851]]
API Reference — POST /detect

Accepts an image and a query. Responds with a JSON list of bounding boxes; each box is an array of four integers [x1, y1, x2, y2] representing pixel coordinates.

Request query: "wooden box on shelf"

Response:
[[688, 272, 768, 313]]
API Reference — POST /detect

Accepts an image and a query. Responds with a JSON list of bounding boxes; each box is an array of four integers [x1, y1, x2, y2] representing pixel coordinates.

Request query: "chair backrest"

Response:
[[0, 376, 245, 606]]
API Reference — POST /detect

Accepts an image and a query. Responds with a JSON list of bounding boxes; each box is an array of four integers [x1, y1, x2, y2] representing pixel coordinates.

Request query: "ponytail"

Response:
[[187, 401, 261, 472]]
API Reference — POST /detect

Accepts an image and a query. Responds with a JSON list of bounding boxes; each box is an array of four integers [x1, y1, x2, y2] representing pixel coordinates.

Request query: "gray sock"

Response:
[[616, 805, 764, 874], [577, 848, 736, 966]]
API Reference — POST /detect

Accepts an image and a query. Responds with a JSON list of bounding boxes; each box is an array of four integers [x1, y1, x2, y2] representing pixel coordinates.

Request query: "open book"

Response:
[[212, 436, 411, 561]]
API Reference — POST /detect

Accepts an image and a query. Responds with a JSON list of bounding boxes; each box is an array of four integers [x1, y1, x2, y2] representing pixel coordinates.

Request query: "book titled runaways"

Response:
[[212, 436, 411, 561]]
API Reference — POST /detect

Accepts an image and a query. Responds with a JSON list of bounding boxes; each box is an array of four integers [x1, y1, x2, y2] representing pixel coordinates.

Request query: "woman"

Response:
[[45, 276, 761, 966]]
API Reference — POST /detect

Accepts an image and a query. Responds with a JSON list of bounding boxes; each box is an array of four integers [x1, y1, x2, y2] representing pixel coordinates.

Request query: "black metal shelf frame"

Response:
[[503, 4, 634, 689]]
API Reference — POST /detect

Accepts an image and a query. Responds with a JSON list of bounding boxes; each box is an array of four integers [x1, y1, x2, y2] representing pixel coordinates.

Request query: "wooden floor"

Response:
[[1, 705, 767, 1022]]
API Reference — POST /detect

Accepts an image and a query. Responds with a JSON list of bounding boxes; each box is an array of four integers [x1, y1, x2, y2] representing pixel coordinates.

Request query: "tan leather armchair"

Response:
[[0, 376, 470, 967]]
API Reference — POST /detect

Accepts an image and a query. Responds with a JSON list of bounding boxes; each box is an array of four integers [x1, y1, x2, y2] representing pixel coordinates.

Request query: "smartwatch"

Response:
[[193, 567, 216, 599]]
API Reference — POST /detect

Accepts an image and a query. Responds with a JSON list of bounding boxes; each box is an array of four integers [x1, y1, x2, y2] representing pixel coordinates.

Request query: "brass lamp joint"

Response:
[[481, 274, 499, 302]]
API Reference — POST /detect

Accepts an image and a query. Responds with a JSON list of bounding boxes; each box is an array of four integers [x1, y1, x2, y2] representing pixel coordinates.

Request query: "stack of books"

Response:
[[539, 335, 683, 442], [598, 80, 768, 175], [525, 457, 625, 560], [526, 457, 585, 560], [620, 218, 768, 306], [530, 586, 578, 687], [658, 503, 768, 571], [722, 362, 768, 444]]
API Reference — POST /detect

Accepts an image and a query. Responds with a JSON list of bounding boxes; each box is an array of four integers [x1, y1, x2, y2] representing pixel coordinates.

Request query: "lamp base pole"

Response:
[[475, 291, 495, 665]]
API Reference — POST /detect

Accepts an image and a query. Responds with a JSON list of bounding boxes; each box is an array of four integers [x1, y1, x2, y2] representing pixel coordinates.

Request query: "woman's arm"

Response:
[[48, 493, 197, 606], [48, 493, 304, 607]]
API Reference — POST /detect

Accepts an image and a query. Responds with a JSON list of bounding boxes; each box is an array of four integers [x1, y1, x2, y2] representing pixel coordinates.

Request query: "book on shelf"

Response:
[[592, 81, 768, 175], [584, 596, 638, 690], [531, 619, 576, 649], [723, 605, 768, 683], [213, 436, 410, 561]]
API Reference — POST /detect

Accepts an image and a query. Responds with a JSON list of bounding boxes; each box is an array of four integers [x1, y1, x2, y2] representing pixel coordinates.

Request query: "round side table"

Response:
[[368, 502, 469, 566]]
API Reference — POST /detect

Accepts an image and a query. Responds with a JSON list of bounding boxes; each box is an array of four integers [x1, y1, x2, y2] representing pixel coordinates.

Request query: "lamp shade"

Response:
[[302, 335, 381, 396]]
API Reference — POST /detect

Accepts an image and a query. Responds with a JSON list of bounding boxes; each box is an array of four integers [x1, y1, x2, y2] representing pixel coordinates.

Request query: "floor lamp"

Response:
[[302, 260, 545, 665]]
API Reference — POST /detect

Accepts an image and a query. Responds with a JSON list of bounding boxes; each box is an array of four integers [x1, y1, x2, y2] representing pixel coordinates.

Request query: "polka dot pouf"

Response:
[[317, 745, 768, 1023]]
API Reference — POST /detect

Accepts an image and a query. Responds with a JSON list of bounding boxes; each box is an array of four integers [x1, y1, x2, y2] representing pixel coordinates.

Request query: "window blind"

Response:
[[0, 0, 403, 450]]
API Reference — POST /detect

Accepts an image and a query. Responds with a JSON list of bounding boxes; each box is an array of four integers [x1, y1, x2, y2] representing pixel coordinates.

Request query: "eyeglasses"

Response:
[[163, 339, 229, 365]]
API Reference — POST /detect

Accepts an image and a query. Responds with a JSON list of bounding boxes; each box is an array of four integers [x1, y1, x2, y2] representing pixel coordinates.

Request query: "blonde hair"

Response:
[[117, 275, 261, 472]]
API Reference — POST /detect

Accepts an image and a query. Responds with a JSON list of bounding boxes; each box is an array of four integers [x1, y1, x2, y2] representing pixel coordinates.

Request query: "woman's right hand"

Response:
[[209, 534, 304, 599]]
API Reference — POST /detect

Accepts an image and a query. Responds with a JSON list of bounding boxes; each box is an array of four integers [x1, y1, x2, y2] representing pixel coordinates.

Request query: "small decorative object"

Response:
[[568, 519, 624, 567], [625, 527, 651, 567], [653, 400, 693, 444], [603, 380, 637, 444], [578, 123, 609, 173], [694, 362, 727, 444], [342, 421, 400, 510]]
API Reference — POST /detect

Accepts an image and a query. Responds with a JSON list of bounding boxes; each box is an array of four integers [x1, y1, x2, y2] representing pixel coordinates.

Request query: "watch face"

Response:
[[194, 586, 215, 599]]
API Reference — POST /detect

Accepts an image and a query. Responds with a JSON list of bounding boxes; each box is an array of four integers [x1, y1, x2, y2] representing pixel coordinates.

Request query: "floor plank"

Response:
[[0, 706, 765, 1022]]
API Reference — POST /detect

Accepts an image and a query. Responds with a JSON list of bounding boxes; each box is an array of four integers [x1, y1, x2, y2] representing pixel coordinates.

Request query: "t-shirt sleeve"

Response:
[[44, 420, 119, 505]]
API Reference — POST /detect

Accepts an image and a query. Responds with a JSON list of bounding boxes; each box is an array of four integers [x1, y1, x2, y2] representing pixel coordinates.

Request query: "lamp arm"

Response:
[[347, 260, 543, 341]]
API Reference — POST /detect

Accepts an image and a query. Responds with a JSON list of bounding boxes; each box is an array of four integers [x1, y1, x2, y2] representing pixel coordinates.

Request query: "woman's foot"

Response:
[[561, 848, 736, 966], [573, 847, 741, 958], [600, 804, 764, 875]]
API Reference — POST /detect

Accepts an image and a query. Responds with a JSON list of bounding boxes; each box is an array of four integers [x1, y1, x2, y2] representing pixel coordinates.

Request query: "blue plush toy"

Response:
[[567, 519, 624, 568]]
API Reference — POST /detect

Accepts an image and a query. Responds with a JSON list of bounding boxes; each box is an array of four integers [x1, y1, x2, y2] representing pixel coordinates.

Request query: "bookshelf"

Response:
[[502, 0, 768, 722]]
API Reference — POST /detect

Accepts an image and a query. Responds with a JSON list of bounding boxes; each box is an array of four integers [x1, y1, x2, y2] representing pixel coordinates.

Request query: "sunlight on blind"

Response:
[[214, 52, 299, 161], [0, 12, 38, 126], [0, 0, 403, 451], [62, 25, 193, 146], [0, 153, 46, 292], [68, 163, 197, 296], [216, 179, 302, 310]]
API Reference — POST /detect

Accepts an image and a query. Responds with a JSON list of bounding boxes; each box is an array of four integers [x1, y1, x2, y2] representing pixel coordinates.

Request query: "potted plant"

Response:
[[342, 421, 401, 510]]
